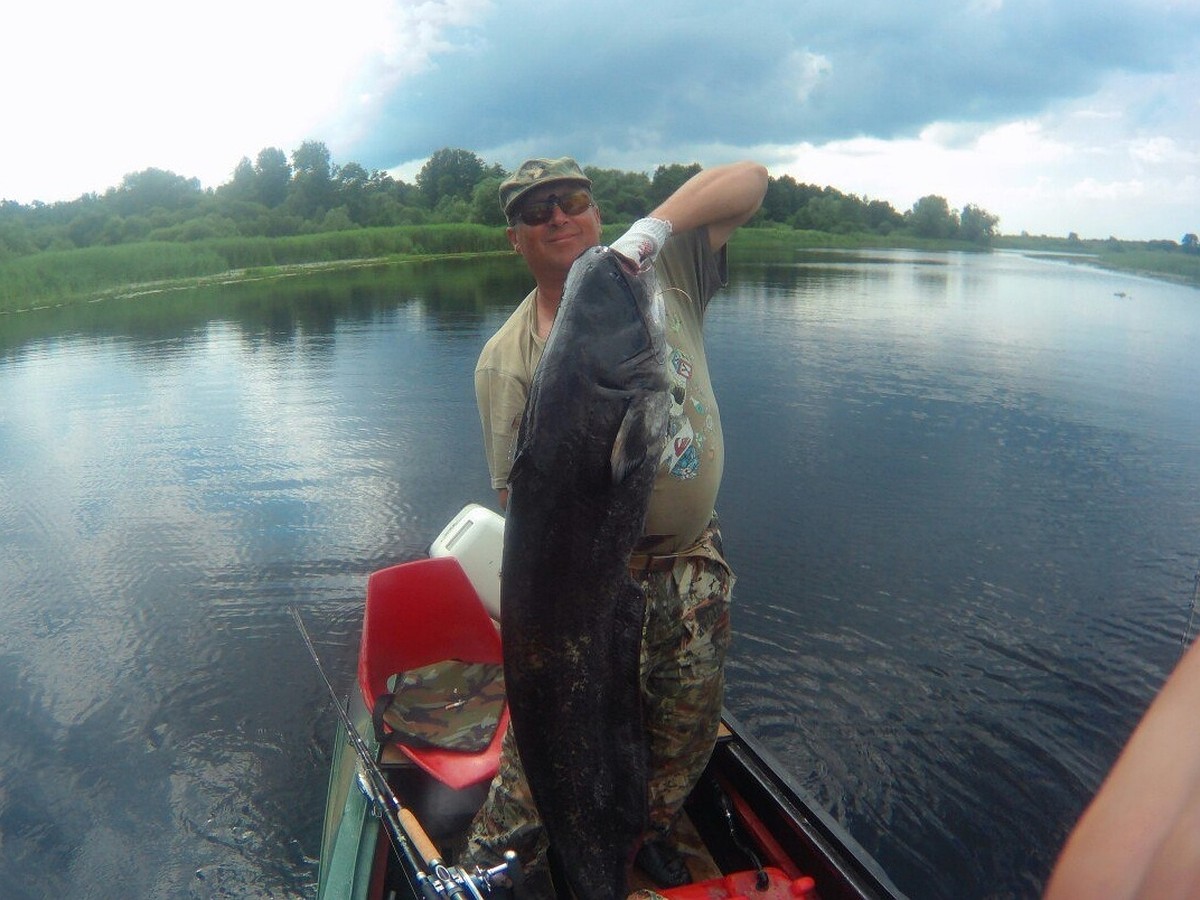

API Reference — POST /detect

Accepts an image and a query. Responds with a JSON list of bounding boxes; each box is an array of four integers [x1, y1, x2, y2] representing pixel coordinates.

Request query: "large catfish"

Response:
[[501, 245, 670, 900]]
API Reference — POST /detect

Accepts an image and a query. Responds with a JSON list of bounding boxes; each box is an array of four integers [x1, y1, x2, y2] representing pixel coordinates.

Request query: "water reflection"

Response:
[[0, 254, 532, 360], [1, 248, 1198, 898], [0, 257, 533, 897]]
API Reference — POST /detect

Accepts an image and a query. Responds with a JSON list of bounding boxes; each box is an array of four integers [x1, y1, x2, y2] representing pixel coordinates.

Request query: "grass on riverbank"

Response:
[[744, 227, 1200, 286], [3, 222, 1196, 315], [0, 224, 509, 314], [731, 226, 993, 254], [1092, 248, 1200, 285]]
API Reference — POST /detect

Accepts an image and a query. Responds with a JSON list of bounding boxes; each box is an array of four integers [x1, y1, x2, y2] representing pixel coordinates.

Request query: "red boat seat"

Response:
[[359, 556, 508, 790]]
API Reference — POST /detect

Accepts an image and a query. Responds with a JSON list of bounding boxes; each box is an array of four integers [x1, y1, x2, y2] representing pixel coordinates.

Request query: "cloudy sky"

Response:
[[5, 0, 1198, 240]]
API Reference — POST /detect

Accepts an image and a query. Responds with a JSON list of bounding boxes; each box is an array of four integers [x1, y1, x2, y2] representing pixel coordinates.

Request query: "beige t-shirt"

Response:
[[474, 228, 727, 553]]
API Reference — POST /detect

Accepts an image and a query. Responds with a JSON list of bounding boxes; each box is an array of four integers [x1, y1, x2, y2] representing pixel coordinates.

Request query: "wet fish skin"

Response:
[[501, 246, 669, 900]]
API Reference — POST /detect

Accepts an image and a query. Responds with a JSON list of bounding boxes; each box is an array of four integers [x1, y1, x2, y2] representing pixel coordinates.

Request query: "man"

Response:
[[465, 156, 768, 894]]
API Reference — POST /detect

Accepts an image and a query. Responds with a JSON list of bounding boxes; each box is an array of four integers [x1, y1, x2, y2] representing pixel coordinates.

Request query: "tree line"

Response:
[[0, 142, 1049, 261]]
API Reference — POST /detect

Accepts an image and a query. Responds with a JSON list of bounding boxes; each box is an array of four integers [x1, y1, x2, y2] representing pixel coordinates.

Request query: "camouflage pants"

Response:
[[458, 521, 734, 893]]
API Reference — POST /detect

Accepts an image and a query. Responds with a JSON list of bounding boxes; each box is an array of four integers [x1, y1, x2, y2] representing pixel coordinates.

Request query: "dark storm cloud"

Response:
[[348, 0, 1199, 172]]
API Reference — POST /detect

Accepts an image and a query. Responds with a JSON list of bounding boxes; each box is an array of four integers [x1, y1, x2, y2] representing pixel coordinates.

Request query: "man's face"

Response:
[[507, 183, 602, 281]]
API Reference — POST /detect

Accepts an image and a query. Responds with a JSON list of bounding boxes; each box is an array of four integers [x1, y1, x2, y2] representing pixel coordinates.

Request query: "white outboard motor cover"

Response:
[[429, 503, 504, 620]]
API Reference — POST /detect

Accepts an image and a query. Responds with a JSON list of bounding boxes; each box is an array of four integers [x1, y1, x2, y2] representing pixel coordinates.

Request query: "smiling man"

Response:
[[467, 155, 767, 896]]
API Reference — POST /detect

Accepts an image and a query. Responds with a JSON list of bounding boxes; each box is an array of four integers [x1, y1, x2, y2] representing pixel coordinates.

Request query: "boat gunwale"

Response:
[[711, 709, 908, 900]]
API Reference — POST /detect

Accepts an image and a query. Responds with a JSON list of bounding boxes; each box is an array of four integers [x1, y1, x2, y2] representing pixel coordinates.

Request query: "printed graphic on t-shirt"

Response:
[[665, 417, 699, 479], [660, 343, 712, 480]]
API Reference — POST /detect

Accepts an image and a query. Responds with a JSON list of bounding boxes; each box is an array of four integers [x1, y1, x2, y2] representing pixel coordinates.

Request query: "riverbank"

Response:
[[1, 252, 508, 316], [740, 228, 1200, 288], [2, 224, 1196, 315], [0, 224, 508, 315], [1087, 249, 1200, 286]]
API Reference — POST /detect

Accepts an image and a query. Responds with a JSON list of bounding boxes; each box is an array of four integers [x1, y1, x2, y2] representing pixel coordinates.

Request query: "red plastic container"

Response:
[[660, 867, 817, 900]]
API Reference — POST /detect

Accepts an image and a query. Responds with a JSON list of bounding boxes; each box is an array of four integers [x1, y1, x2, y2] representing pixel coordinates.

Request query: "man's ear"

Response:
[[506, 225, 521, 254]]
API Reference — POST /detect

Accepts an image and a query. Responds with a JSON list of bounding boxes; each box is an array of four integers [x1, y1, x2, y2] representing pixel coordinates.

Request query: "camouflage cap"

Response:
[[499, 157, 592, 219]]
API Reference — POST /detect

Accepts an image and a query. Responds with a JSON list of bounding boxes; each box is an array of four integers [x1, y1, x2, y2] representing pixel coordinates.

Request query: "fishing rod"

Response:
[[1181, 563, 1200, 658], [290, 607, 520, 900]]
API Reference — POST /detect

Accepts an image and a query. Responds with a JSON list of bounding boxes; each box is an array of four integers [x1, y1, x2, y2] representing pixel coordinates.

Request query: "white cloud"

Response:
[[2, 0, 1197, 240], [327, 0, 493, 141], [1071, 178, 1145, 201], [1128, 136, 1194, 167], [786, 50, 833, 103], [974, 121, 1073, 166], [768, 58, 1200, 240], [0, 0, 491, 201]]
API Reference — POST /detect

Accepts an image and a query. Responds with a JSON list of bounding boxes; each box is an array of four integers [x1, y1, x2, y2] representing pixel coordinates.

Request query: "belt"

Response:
[[628, 526, 718, 575], [628, 553, 680, 574]]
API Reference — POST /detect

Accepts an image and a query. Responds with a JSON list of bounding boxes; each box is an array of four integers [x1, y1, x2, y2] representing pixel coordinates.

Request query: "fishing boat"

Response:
[[307, 505, 907, 900]]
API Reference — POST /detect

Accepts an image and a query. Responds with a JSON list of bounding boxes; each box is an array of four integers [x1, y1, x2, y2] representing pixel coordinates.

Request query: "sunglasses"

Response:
[[513, 188, 594, 226]]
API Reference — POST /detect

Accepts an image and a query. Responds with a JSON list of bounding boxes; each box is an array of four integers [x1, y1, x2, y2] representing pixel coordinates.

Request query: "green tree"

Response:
[[649, 163, 701, 207], [333, 161, 370, 223], [586, 167, 652, 219], [319, 206, 355, 232], [959, 204, 999, 244], [417, 148, 488, 208], [289, 141, 334, 217], [762, 176, 825, 226], [906, 195, 958, 239], [431, 195, 472, 223], [255, 147, 291, 208], [864, 199, 903, 234], [222, 157, 259, 204], [66, 207, 108, 247], [106, 168, 202, 217], [358, 171, 415, 226], [470, 176, 507, 226], [292, 140, 333, 179], [794, 193, 846, 232], [1182, 233, 1198, 252], [762, 175, 801, 223], [0, 202, 37, 258]]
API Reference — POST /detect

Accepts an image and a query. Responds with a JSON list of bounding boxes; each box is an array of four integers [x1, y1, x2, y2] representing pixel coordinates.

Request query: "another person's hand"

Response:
[[610, 217, 672, 273]]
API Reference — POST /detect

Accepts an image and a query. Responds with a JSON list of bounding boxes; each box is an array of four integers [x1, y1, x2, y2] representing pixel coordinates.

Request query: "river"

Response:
[[1, 247, 1197, 898]]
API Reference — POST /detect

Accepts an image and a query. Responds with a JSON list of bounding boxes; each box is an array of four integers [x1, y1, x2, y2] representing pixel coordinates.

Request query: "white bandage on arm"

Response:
[[610, 216, 673, 272]]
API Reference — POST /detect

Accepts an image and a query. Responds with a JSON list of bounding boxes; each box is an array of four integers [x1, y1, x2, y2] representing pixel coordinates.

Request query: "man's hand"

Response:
[[610, 216, 672, 273]]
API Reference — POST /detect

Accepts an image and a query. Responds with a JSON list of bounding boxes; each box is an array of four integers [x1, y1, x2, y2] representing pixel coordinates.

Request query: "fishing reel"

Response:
[[415, 850, 526, 900]]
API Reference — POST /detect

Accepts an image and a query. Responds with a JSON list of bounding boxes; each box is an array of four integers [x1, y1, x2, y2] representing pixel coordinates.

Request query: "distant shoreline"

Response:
[[2, 227, 1196, 316]]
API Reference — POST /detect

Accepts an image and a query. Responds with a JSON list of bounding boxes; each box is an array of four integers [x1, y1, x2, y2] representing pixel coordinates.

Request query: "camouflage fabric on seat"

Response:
[[372, 660, 505, 753]]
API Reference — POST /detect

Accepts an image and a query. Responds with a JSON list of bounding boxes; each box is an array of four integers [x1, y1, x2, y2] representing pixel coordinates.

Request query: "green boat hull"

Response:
[[317, 692, 381, 900]]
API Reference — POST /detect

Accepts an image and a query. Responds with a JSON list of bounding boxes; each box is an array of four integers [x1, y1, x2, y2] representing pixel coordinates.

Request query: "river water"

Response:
[[1, 248, 1197, 898]]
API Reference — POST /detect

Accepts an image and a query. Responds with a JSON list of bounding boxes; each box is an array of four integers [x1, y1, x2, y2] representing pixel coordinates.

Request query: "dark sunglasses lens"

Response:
[[518, 190, 590, 225], [559, 190, 591, 215], [519, 203, 554, 226]]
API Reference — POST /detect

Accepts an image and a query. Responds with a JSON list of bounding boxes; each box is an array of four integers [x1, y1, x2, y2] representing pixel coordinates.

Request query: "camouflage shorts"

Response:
[[457, 520, 734, 892]]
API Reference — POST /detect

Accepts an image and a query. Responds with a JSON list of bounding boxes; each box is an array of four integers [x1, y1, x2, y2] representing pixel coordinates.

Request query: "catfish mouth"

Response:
[[613, 252, 642, 277]]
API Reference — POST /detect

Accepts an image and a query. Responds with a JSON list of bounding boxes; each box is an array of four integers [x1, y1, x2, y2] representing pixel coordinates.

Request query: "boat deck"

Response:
[[379, 728, 732, 888]]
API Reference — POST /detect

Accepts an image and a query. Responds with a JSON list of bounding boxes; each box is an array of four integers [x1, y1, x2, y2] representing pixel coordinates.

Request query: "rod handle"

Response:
[[400, 808, 441, 866]]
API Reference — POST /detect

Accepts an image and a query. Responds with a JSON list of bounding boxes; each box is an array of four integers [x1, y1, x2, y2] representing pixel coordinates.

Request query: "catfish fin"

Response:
[[610, 399, 651, 485]]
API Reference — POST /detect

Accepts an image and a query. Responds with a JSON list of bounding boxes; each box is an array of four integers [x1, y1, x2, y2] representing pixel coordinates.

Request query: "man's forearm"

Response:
[[650, 161, 767, 248]]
